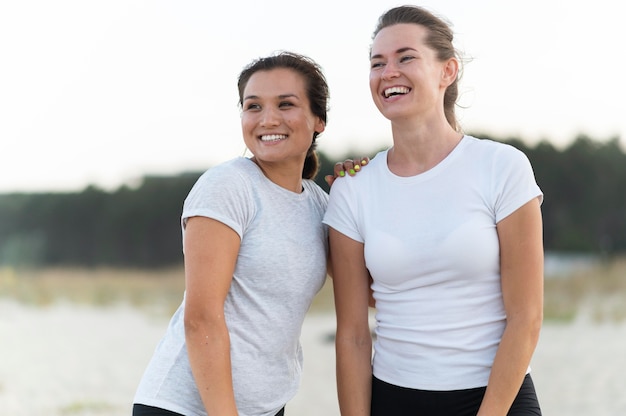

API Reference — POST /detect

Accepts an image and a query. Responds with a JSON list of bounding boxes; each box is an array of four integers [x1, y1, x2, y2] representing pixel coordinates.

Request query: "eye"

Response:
[[244, 102, 261, 111], [399, 55, 415, 63], [371, 61, 385, 69], [278, 100, 295, 108]]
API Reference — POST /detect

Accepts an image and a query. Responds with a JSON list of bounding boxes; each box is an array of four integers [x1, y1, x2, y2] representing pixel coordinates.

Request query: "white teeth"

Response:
[[260, 134, 287, 142], [384, 86, 410, 98]]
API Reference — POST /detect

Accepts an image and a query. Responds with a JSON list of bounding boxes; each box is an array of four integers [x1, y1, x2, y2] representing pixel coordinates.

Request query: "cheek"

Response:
[[369, 76, 380, 100], [305, 116, 326, 137], [305, 117, 316, 131], [286, 113, 314, 133], [240, 116, 258, 147], [240, 115, 255, 133], [369, 82, 385, 113]]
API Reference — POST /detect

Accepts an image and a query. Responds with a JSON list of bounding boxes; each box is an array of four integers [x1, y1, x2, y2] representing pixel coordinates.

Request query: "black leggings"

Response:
[[132, 403, 285, 415], [371, 373, 541, 416]]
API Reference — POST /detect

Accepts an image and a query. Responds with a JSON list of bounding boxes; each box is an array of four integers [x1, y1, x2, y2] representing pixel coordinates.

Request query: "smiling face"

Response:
[[241, 67, 325, 168], [369, 23, 456, 123]]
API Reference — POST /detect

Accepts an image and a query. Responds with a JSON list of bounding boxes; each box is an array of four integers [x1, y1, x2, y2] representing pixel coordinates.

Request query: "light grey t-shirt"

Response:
[[134, 157, 329, 416]]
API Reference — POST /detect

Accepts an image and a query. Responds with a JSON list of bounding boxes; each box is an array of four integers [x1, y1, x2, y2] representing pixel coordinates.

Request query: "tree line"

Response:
[[1, 133, 624, 268]]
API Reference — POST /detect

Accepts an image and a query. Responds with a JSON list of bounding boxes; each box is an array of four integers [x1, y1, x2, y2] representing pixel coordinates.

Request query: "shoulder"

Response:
[[328, 149, 388, 199], [197, 157, 252, 180], [464, 135, 523, 154], [192, 158, 260, 191], [337, 149, 388, 183], [367, 149, 389, 168], [185, 158, 257, 205], [303, 179, 328, 196], [463, 135, 530, 164], [303, 180, 329, 207]]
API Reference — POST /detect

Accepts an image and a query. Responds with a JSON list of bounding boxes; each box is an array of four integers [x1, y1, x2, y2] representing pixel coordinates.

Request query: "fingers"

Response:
[[338, 157, 369, 176], [332, 162, 346, 177], [342, 157, 369, 176], [328, 156, 370, 188], [342, 159, 356, 175]]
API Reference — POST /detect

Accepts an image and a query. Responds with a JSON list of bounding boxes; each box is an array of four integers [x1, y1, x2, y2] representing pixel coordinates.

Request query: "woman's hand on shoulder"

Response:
[[324, 157, 370, 188]]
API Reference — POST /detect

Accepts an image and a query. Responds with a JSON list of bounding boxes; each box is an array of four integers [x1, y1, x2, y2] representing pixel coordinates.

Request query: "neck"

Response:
[[387, 120, 462, 176], [250, 157, 304, 193]]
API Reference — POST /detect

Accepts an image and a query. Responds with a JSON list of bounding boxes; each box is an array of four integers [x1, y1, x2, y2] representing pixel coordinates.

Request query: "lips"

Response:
[[383, 86, 410, 98], [259, 134, 287, 142]]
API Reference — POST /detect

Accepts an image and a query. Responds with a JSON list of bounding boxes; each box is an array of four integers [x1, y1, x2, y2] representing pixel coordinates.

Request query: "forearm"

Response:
[[329, 229, 372, 415], [477, 316, 542, 415], [186, 319, 238, 416], [336, 334, 372, 416]]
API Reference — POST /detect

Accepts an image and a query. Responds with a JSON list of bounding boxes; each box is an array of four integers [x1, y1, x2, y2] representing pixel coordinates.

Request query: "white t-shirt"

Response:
[[323, 136, 543, 390], [134, 157, 329, 416]]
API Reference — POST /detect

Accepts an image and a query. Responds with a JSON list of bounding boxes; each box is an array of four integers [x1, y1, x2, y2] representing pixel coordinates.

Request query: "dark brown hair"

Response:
[[237, 51, 329, 180], [372, 5, 461, 131]]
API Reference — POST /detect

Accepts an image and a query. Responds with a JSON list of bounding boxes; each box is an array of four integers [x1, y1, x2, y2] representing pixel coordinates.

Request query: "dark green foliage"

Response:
[[0, 173, 200, 268], [482, 133, 626, 255], [1, 133, 625, 267]]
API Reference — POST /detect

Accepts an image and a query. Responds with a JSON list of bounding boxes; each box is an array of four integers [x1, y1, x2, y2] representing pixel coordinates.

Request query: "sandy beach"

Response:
[[1, 299, 625, 415]]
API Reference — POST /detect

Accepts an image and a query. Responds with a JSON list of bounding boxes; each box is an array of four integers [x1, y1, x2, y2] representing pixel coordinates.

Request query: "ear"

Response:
[[441, 57, 459, 88], [315, 117, 326, 135]]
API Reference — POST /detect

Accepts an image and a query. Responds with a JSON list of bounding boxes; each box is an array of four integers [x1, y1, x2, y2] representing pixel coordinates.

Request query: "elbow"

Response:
[[336, 325, 373, 351], [184, 311, 230, 354], [184, 309, 222, 337], [184, 314, 205, 341], [507, 308, 543, 346], [530, 309, 543, 343], [184, 314, 200, 335], [528, 303, 543, 338]]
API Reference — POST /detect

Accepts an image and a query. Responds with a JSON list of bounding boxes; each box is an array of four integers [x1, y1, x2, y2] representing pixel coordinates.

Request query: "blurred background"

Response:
[[1, 136, 625, 269], [1, 1, 625, 415]]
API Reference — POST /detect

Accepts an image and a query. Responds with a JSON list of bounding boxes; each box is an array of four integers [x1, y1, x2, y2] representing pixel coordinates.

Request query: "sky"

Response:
[[1, 0, 624, 193]]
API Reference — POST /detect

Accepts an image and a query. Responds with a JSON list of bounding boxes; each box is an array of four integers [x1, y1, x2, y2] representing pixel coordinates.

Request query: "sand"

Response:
[[1, 300, 625, 415]]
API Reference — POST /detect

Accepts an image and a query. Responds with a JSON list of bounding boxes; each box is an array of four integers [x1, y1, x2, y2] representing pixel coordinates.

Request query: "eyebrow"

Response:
[[370, 47, 418, 60], [243, 93, 299, 101]]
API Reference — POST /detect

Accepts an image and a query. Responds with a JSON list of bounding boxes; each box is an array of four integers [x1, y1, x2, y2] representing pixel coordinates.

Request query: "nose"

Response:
[[381, 62, 399, 81], [260, 107, 280, 127]]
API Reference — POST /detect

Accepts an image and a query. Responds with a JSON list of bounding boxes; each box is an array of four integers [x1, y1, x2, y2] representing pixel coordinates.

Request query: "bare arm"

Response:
[[329, 228, 373, 415], [477, 197, 544, 415], [326, 238, 375, 309], [183, 216, 241, 416]]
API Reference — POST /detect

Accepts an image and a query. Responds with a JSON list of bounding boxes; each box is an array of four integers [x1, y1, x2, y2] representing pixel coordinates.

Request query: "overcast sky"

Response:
[[1, 0, 624, 193]]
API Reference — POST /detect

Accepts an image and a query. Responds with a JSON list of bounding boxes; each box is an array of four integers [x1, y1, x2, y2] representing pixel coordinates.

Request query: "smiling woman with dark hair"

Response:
[[132, 51, 364, 416]]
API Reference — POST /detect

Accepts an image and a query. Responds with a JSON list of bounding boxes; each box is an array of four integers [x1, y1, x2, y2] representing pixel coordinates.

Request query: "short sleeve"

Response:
[[323, 177, 364, 243], [492, 145, 543, 223], [181, 161, 254, 239]]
